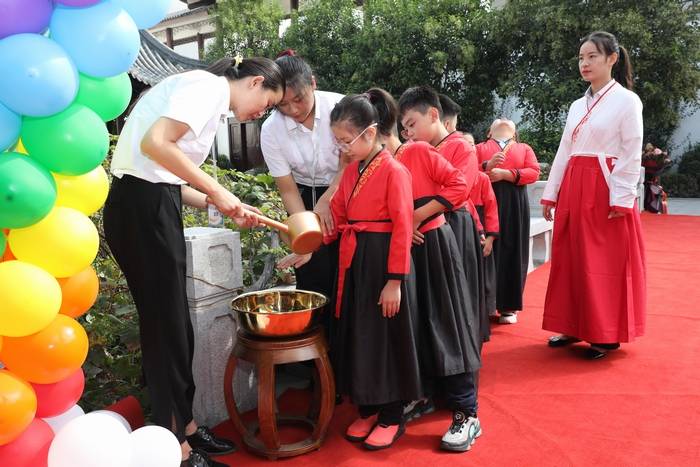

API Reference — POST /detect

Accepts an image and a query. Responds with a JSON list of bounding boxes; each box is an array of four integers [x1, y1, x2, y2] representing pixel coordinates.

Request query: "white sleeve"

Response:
[[162, 77, 225, 137], [541, 104, 575, 204], [609, 94, 643, 211], [260, 118, 292, 178]]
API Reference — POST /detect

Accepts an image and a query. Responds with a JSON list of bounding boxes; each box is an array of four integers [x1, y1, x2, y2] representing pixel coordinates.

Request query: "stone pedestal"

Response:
[[184, 227, 258, 427]]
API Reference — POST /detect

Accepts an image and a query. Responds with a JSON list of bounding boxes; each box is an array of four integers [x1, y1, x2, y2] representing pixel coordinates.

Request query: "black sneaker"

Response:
[[403, 398, 435, 422], [181, 449, 229, 467], [186, 426, 236, 456]]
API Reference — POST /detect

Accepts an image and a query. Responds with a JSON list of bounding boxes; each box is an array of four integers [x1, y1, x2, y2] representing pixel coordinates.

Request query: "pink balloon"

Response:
[[0, 0, 53, 39], [31, 369, 85, 418], [54, 0, 102, 6], [0, 418, 54, 467]]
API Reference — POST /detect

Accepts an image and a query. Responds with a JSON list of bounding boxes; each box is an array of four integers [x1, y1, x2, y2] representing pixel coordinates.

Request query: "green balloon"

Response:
[[21, 103, 109, 176], [0, 229, 5, 257], [0, 152, 57, 229], [75, 73, 132, 122]]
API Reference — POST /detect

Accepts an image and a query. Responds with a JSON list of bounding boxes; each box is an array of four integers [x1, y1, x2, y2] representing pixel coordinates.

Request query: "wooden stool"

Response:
[[223, 327, 335, 460]]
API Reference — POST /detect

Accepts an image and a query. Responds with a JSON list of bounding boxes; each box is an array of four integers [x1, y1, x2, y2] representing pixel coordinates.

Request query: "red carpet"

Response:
[[214, 213, 700, 466]]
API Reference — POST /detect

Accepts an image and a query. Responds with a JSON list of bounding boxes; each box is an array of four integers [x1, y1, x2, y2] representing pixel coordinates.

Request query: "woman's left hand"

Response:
[[313, 197, 334, 236], [608, 210, 626, 219]]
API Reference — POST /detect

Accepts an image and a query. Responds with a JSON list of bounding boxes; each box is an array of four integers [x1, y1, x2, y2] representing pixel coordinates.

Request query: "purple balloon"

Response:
[[54, 0, 102, 6], [0, 0, 53, 39]]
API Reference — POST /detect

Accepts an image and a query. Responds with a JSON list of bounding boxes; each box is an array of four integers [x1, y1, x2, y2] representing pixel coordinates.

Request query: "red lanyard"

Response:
[[571, 82, 617, 143]]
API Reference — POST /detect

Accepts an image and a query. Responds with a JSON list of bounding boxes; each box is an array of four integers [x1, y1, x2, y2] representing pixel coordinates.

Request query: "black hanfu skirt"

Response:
[[333, 232, 423, 406], [491, 181, 530, 312], [411, 224, 482, 378], [445, 208, 490, 343]]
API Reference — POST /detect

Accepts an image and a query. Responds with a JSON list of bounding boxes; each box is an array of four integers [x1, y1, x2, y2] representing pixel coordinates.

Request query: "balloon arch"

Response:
[[0, 1, 183, 466]]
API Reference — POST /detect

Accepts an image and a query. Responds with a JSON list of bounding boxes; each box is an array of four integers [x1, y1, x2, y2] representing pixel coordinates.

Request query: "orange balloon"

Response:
[[1, 229, 14, 262], [0, 315, 89, 384], [57, 266, 99, 318], [0, 370, 37, 446], [0, 229, 11, 262]]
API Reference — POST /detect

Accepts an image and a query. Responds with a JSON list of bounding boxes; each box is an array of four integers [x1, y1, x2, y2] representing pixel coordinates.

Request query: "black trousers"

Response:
[[442, 372, 478, 417], [295, 184, 338, 343], [103, 175, 195, 443], [359, 401, 404, 426]]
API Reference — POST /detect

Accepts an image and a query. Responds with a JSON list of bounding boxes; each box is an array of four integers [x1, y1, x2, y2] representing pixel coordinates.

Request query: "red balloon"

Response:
[[0, 418, 54, 467], [31, 369, 85, 418]]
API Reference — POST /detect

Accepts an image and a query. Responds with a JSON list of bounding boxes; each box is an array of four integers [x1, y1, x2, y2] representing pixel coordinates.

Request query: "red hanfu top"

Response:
[[394, 141, 468, 233], [435, 131, 483, 231], [470, 171, 500, 237], [476, 139, 540, 185], [326, 149, 414, 317]]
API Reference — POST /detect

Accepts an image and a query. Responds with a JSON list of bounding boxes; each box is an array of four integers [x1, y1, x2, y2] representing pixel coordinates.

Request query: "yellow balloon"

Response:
[[15, 139, 28, 155], [0, 261, 61, 337], [8, 207, 99, 278], [53, 166, 109, 216]]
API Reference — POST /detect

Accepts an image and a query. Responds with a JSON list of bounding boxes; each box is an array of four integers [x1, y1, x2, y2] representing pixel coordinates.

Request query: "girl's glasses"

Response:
[[334, 123, 377, 152]]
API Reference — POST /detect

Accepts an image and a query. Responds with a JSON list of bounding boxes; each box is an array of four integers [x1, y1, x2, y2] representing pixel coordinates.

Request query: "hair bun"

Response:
[[276, 49, 296, 58]]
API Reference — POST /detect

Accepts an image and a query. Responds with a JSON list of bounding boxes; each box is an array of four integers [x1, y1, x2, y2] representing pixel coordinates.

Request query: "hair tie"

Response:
[[276, 48, 296, 58], [233, 54, 243, 71]]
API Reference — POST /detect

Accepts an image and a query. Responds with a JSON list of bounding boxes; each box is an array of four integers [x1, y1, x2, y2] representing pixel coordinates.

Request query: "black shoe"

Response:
[[585, 343, 620, 360], [548, 335, 581, 348], [181, 449, 229, 467], [186, 426, 236, 456]]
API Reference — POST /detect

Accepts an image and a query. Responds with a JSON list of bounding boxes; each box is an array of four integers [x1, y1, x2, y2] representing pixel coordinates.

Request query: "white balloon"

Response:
[[129, 425, 181, 467], [90, 410, 132, 433], [43, 404, 85, 435], [48, 412, 132, 467]]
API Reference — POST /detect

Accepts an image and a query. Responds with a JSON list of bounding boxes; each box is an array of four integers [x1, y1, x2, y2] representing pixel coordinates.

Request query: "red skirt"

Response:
[[542, 156, 646, 343]]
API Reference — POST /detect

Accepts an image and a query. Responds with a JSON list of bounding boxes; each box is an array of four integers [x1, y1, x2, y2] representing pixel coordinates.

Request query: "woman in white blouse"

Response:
[[260, 51, 346, 329], [104, 57, 284, 467], [541, 31, 646, 360]]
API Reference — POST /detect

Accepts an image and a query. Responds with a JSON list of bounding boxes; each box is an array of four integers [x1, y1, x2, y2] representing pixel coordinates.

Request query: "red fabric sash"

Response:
[[335, 220, 394, 317]]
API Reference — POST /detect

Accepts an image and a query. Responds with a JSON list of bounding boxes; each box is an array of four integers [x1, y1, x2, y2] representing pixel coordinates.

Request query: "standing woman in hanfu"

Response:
[[541, 31, 646, 360]]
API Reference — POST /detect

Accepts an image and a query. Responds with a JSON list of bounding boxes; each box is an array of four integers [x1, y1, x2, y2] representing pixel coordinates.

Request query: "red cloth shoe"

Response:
[[345, 414, 378, 442], [363, 423, 405, 450]]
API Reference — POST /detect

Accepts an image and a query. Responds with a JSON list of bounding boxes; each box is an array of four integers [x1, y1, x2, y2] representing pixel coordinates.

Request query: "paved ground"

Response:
[[666, 198, 700, 216]]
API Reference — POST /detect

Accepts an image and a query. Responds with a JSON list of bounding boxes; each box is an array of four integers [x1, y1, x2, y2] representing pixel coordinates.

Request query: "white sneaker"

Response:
[[440, 412, 482, 452], [498, 313, 517, 324]]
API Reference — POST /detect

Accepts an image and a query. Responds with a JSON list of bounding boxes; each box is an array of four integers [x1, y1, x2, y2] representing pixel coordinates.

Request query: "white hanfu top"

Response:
[[542, 79, 643, 211], [111, 70, 230, 185]]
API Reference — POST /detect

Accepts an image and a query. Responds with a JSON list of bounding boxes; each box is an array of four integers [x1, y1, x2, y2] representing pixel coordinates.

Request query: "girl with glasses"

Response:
[[326, 94, 423, 451]]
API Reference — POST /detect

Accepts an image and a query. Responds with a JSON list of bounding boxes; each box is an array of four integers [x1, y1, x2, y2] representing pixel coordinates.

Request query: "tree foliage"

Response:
[[207, 0, 284, 59], [491, 0, 700, 152]]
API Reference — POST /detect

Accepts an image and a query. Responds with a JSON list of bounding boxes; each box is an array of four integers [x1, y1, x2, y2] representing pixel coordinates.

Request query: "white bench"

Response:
[[527, 181, 553, 272]]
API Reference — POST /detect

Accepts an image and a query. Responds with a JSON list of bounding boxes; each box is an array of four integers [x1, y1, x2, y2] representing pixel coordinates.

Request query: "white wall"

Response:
[[670, 94, 700, 157]]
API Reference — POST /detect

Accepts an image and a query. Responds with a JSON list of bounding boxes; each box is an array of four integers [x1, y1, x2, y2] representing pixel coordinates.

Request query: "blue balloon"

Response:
[[50, 1, 140, 78], [0, 34, 78, 117], [111, 0, 171, 29], [0, 103, 21, 151]]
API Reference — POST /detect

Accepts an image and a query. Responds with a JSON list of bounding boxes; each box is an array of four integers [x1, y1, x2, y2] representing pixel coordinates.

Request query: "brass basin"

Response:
[[231, 289, 328, 337]]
